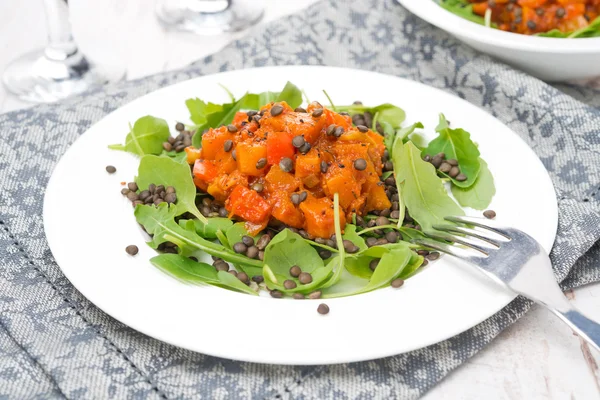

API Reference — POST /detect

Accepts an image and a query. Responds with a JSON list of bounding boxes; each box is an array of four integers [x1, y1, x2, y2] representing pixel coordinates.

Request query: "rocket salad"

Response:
[[109, 82, 496, 299], [439, 0, 600, 37]]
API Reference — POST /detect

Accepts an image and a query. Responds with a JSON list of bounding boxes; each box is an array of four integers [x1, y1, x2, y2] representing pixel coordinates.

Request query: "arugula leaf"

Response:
[[319, 193, 346, 289], [180, 217, 233, 240], [136, 154, 206, 223], [135, 204, 263, 269], [189, 97, 244, 148], [221, 223, 263, 278], [225, 222, 255, 248], [276, 81, 303, 109], [451, 158, 495, 210], [424, 114, 481, 188], [342, 224, 368, 252], [397, 252, 426, 280], [395, 141, 465, 232], [323, 245, 412, 298], [439, 0, 491, 26], [387, 122, 424, 158], [185, 98, 224, 126], [150, 254, 258, 295], [162, 150, 188, 163], [538, 16, 600, 38], [151, 254, 219, 284], [337, 103, 406, 130], [216, 271, 259, 296], [263, 229, 332, 293], [108, 116, 170, 156], [568, 15, 600, 38]]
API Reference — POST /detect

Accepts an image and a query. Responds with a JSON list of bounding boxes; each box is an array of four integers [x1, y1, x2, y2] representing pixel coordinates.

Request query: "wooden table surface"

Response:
[[1, 1, 599, 398]]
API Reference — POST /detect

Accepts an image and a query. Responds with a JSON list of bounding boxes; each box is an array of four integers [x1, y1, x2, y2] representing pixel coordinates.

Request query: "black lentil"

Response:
[[354, 158, 367, 171], [256, 158, 267, 169], [483, 209, 497, 219], [270, 104, 284, 116], [125, 245, 139, 256], [391, 279, 404, 288], [252, 275, 264, 283], [309, 291, 322, 299], [227, 124, 238, 133], [233, 242, 248, 254], [317, 303, 330, 315], [106, 165, 116, 173], [223, 140, 233, 152], [357, 125, 368, 133], [280, 157, 293, 172], [312, 108, 324, 118], [270, 290, 283, 298], [292, 293, 305, 300], [175, 122, 185, 131], [284, 280, 297, 290], [295, 107, 307, 113], [256, 234, 271, 250], [290, 265, 302, 277], [319, 249, 332, 259], [320, 161, 329, 174], [292, 135, 306, 148]]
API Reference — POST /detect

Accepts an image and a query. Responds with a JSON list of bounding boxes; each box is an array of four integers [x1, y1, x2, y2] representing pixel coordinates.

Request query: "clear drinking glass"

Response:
[[2, 0, 124, 104], [156, 0, 265, 34]]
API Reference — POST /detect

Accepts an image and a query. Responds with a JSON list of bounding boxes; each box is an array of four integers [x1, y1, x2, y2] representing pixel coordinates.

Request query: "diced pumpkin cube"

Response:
[[270, 191, 304, 228], [201, 126, 235, 160], [295, 148, 321, 179], [236, 141, 268, 176], [300, 195, 346, 239], [323, 168, 361, 209], [264, 165, 300, 193], [363, 181, 391, 212], [185, 147, 202, 165]]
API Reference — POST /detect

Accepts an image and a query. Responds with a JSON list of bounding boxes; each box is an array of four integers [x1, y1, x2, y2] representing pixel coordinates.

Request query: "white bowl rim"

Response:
[[400, 0, 600, 53]]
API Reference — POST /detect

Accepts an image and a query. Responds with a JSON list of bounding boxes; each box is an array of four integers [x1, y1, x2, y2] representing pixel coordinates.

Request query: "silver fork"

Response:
[[413, 215, 600, 352]]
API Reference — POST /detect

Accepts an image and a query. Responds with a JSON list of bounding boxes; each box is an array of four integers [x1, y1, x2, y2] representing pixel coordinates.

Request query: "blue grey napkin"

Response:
[[1, 0, 599, 398]]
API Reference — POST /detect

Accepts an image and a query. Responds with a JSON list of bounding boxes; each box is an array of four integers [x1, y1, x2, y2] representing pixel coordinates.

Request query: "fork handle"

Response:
[[552, 307, 600, 353]]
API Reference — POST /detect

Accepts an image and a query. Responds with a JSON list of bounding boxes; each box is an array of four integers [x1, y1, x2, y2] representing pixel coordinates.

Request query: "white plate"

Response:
[[44, 66, 557, 365], [397, 0, 600, 81]]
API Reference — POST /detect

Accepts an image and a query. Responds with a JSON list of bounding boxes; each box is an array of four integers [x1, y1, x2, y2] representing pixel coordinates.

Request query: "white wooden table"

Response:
[[1, 1, 599, 398]]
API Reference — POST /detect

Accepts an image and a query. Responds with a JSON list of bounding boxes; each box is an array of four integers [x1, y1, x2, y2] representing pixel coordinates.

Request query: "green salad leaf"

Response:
[[136, 154, 206, 223], [396, 252, 425, 280], [319, 193, 346, 289], [342, 224, 368, 252], [108, 116, 170, 156], [223, 223, 263, 278], [263, 229, 332, 293], [150, 254, 258, 295], [180, 217, 233, 240], [188, 82, 303, 148], [135, 204, 262, 269], [424, 114, 481, 188], [395, 141, 465, 232], [537, 15, 600, 38], [337, 103, 406, 131], [439, 0, 491, 26], [451, 158, 495, 210], [151, 253, 219, 284]]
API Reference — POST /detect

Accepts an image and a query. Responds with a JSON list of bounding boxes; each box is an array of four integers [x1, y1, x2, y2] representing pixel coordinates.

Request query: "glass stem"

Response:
[[43, 0, 78, 61]]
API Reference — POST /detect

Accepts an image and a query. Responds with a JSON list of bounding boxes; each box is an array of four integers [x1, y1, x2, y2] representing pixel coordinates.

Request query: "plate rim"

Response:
[[43, 65, 558, 365]]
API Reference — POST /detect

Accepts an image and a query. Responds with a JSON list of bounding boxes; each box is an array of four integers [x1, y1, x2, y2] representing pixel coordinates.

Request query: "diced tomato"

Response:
[[193, 159, 219, 183], [266, 131, 295, 165], [236, 141, 268, 176], [226, 186, 271, 224]]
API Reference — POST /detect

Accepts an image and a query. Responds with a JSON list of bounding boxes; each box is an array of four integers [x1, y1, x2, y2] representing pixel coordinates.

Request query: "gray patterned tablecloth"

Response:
[[1, 0, 599, 398]]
